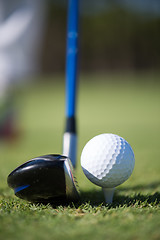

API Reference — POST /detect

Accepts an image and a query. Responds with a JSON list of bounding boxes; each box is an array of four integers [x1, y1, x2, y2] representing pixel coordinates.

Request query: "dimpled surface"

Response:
[[81, 134, 135, 188]]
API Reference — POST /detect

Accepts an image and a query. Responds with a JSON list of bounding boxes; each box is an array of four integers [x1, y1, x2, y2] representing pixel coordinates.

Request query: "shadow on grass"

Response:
[[112, 192, 160, 208], [79, 182, 160, 208]]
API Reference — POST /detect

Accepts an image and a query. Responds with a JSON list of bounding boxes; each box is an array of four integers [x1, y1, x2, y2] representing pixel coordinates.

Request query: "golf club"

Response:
[[7, 0, 80, 204], [7, 154, 79, 204]]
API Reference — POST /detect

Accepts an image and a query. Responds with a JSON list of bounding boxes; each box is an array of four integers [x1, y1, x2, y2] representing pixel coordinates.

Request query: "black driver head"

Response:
[[7, 154, 79, 204]]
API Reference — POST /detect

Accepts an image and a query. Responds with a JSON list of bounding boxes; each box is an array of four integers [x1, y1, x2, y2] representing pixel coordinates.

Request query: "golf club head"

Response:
[[7, 154, 79, 204]]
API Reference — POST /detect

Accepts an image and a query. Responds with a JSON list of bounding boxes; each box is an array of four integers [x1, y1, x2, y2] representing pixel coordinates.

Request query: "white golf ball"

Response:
[[81, 133, 135, 188]]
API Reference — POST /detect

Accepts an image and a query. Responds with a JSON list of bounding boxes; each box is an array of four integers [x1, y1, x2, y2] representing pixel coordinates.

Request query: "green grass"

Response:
[[0, 73, 160, 240]]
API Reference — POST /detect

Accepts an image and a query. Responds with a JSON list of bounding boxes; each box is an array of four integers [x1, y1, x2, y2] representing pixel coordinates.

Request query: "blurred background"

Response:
[[41, 0, 160, 74]]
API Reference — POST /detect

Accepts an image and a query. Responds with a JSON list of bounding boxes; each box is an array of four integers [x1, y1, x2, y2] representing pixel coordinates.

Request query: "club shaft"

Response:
[[66, 0, 79, 118], [63, 0, 79, 167]]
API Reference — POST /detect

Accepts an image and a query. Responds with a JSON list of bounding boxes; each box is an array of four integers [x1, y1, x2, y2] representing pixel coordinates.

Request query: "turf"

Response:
[[0, 73, 160, 240]]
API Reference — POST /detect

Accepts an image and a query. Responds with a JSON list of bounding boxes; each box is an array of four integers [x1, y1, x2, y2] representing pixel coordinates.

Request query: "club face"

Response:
[[7, 154, 79, 204]]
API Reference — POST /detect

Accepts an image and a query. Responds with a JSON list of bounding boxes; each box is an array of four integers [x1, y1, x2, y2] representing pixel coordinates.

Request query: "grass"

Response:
[[0, 72, 160, 240]]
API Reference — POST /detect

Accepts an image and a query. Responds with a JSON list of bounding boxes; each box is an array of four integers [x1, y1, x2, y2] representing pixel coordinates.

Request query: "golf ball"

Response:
[[81, 133, 135, 188]]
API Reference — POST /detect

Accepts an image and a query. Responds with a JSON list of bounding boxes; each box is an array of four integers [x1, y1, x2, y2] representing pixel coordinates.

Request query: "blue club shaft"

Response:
[[65, 0, 79, 119]]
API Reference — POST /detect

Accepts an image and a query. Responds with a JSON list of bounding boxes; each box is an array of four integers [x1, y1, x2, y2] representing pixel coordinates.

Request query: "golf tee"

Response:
[[102, 187, 115, 204]]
